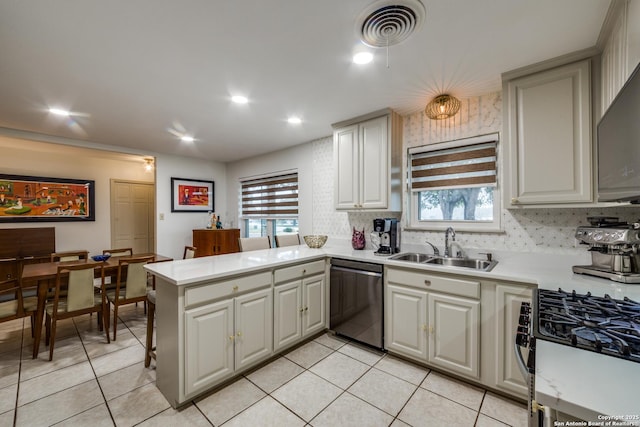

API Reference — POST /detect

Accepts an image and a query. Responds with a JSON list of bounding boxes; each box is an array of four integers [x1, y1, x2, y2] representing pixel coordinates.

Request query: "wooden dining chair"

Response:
[[238, 236, 271, 252], [145, 289, 156, 367], [275, 234, 300, 247], [105, 255, 155, 340], [103, 248, 133, 257], [50, 250, 89, 262], [183, 246, 197, 259], [45, 263, 109, 360], [0, 279, 37, 326]]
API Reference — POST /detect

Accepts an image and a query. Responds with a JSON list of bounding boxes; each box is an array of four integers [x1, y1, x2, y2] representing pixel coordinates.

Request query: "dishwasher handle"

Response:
[[330, 265, 382, 278]]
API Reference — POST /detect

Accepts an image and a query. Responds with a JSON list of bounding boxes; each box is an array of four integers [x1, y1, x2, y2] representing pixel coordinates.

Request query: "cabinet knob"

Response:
[[236, 331, 242, 337], [424, 280, 431, 286], [228, 335, 235, 341], [304, 307, 308, 311], [302, 269, 306, 274], [511, 198, 519, 204], [421, 324, 428, 331], [299, 308, 304, 313], [353, 204, 358, 208], [430, 326, 435, 334], [232, 285, 239, 292]]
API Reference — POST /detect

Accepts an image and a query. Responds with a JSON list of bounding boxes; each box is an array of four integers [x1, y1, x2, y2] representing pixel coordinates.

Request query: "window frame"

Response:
[[407, 133, 502, 233]]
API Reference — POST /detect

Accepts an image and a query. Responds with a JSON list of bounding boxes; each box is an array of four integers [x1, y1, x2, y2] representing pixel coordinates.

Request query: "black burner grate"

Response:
[[534, 288, 640, 363]]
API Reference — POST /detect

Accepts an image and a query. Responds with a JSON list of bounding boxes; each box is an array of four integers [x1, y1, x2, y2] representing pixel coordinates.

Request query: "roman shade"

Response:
[[241, 172, 298, 217], [409, 135, 498, 191]]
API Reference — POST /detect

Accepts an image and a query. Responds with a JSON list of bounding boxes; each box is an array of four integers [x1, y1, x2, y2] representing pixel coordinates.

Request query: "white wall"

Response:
[[0, 134, 152, 255], [155, 154, 227, 260], [225, 142, 314, 237]]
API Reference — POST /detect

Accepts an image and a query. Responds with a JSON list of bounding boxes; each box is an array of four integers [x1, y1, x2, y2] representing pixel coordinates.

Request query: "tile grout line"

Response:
[[12, 317, 25, 427]]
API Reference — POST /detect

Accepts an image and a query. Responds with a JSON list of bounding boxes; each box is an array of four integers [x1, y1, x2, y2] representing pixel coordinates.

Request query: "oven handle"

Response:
[[514, 341, 530, 379]]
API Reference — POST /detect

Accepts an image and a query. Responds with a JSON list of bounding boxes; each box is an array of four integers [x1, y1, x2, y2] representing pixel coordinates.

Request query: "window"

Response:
[[240, 172, 299, 240], [408, 133, 500, 232]]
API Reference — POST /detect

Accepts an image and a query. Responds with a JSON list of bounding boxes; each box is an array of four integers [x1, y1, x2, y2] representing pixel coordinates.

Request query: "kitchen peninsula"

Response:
[[145, 241, 640, 420]]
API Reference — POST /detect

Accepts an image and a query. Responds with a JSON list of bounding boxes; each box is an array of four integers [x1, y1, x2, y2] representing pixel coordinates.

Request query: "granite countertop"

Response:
[[145, 241, 640, 422]]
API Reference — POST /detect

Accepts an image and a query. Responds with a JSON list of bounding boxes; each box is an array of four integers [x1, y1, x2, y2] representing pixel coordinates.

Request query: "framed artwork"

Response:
[[0, 174, 95, 222], [171, 177, 214, 212]]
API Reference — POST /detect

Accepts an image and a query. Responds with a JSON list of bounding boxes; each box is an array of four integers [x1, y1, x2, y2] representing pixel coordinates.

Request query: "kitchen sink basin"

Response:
[[389, 252, 433, 263], [423, 257, 498, 272], [389, 252, 498, 272]]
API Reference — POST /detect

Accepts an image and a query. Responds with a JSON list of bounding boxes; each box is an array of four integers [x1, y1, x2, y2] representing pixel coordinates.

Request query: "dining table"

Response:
[[20, 253, 172, 359]]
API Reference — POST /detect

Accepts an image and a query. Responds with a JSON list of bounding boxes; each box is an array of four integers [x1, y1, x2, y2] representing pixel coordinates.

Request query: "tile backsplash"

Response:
[[311, 92, 640, 255]]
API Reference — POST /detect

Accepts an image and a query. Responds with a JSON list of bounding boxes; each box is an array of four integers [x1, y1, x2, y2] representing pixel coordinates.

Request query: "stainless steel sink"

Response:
[[389, 252, 498, 272], [423, 257, 498, 272], [389, 252, 433, 263]]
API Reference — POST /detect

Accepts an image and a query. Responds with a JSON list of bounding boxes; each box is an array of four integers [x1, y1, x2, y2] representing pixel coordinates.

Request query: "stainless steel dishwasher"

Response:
[[329, 258, 384, 350]]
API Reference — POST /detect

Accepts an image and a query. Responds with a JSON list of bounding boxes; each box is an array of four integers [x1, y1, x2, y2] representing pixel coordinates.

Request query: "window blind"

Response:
[[410, 140, 497, 191], [241, 172, 298, 217]]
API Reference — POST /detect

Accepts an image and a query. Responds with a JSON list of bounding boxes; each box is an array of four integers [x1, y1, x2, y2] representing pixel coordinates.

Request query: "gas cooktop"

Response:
[[534, 288, 640, 363]]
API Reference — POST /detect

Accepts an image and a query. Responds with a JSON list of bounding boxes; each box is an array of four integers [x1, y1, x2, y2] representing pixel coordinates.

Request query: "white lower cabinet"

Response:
[[494, 283, 533, 398], [184, 287, 272, 396], [428, 293, 479, 378], [385, 269, 480, 379], [274, 273, 327, 351]]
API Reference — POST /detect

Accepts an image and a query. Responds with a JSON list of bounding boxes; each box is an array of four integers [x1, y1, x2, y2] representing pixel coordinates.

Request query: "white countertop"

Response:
[[145, 241, 640, 421]]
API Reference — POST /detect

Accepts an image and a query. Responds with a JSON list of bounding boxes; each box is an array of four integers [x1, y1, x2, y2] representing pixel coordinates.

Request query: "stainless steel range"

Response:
[[572, 216, 640, 283], [534, 288, 640, 363]]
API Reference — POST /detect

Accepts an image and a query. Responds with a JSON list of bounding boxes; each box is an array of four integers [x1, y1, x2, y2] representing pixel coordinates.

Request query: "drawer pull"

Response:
[[232, 285, 239, 292], [302, 269, 306, 274], [424, 280, 431, 286]]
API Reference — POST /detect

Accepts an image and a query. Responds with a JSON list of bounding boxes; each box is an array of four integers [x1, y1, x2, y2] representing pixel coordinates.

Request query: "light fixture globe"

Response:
[[425, 94, 461, 120]]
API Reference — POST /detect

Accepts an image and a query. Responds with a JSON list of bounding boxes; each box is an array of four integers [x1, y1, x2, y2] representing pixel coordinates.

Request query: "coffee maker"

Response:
[[572, 217, 640, 283], [373, 218, 400, 256]]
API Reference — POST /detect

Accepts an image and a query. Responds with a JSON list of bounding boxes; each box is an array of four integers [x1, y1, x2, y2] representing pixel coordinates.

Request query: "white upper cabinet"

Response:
[[333, 109, 402, 211], [503, 58, 593, 206]]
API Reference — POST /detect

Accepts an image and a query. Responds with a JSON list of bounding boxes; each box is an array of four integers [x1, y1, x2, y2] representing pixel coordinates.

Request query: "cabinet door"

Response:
[[495, 284, 532, 398], [428, 293, 480, 379], [359, 116, 388, 209], [234, 288, 273, 371], [274, 281, 302, 351], [218, 229, 240, 254], [302, 274, 326, 337], [506, 59, 592, 205], [334, 124, 360, 209], [184, 299, 234, 395], [385, 284, 427, 360]]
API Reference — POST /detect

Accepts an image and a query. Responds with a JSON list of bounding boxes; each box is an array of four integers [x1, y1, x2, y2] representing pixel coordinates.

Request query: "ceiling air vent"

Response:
[[356, 0, 426, 48]]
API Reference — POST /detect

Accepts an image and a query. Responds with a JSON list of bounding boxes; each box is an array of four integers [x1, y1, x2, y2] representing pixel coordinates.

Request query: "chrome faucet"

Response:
[[444, 227, 456, 257], [425, 240, 440, 256]]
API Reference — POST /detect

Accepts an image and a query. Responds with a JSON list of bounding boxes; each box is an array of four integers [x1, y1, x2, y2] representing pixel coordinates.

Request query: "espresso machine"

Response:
[[572, 217, 640, 283], [373, 218, 400, 256]]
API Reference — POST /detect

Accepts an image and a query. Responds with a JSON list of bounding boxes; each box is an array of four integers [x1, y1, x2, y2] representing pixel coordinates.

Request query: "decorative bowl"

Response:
[[303, 235, 328, 249], [91, 254, 111, 262]]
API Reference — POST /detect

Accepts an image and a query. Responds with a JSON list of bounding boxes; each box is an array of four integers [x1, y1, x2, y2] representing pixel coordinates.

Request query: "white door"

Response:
[[111, 180, 155, 253], [234, 288, 273, 370], [428, 293, 480, 379], [495, 284, 532, 398], [385, 284, 427, 360], [302, 274, 326, 337], [274, 281, 302, 351], [184, 299, 234, 395], [334, 124, 359, 209], [359, 115, 388, 209]]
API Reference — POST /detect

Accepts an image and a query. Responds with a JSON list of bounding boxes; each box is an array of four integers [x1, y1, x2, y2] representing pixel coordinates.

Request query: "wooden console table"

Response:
[[192, 229, 240, 257]]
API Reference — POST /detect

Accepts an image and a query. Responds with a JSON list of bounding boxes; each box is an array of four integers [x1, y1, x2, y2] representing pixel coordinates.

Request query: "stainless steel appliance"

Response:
[[329, 258, 384, 350], [372, 218, 399, 256], [572, 217, 640, 283], [516, 288, 640, 426]]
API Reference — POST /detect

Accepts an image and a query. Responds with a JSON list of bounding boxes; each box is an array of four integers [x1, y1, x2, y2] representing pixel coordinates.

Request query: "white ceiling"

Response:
[[0, 0, 610, 163]]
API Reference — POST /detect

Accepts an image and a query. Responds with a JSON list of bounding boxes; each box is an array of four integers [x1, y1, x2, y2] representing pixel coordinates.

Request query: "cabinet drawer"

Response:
[[185, 271, 272, 307], [274, 260, 325, 284], [387, 268, 480, 299]]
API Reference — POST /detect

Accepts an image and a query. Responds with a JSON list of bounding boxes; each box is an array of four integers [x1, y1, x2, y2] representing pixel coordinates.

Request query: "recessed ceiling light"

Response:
[[231, 95, 248, 104], [181, 136, 194, 143], [287, 117, 302, 124], [49, 108, 71, 116], [353, 52, 373, 64]]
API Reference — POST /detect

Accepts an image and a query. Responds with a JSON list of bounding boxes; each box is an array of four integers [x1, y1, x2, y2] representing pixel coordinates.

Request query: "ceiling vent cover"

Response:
[[356, 0, 426, 48]]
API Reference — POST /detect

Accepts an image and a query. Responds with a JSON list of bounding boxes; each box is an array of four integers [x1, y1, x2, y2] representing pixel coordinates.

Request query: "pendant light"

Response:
[[425, 94, 461, 120]]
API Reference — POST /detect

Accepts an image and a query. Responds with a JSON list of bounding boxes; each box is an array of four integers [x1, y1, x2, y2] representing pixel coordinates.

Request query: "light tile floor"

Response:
[[0, 305, 528, 426]]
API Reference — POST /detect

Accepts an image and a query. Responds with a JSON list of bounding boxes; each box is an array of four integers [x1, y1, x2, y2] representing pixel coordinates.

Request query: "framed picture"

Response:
[[171, 177, 214, 212], [0, 174, 95, 222]]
